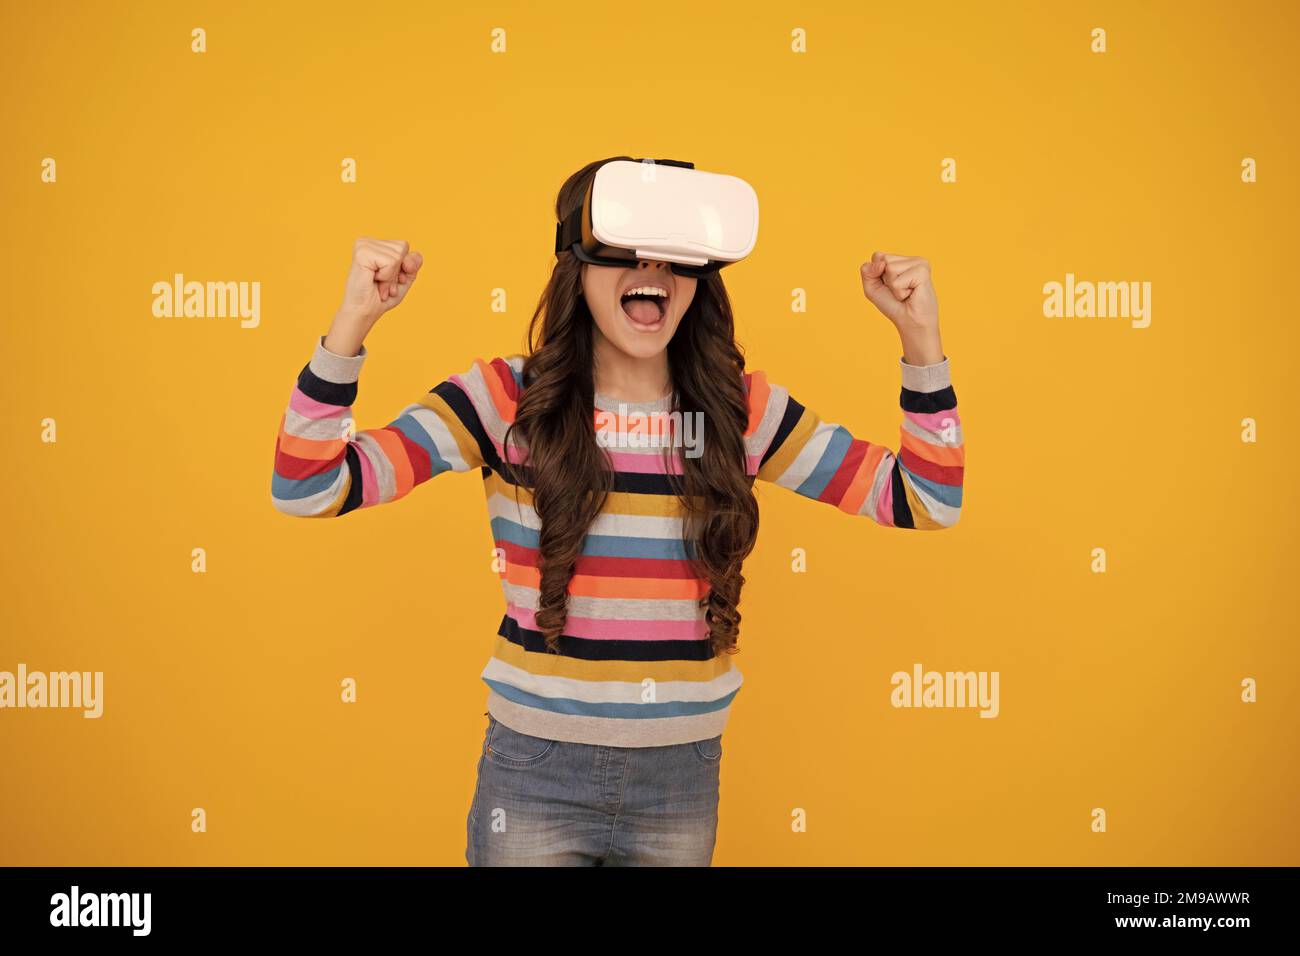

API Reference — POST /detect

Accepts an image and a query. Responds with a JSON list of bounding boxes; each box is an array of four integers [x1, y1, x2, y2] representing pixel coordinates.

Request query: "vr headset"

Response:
[[554, 158, 759, 278]]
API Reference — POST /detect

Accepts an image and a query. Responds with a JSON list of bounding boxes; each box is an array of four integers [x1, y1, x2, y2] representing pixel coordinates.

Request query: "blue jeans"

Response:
[[465, 713, 722, 866]]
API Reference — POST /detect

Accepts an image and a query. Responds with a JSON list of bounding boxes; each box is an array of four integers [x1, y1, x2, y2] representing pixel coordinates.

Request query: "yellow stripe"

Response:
[[489, 635, 735, 682], [902, 474, 943, 530], [482, 469, 688, 517], [757, 406, 818, 482], [312, 472, 351, 518], [418, 391, 484, 470]]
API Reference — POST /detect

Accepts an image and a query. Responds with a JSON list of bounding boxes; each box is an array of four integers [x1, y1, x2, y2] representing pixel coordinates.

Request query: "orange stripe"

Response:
[[839, 443, 885, 515], [278, 428, 344, 462], [745, 370, 771, 436], [503, 563, 707, 600], [899, 427, 965, 467], [501, 563, 540, 588], [571, 573, 708, 600], [475, 358, 517, 425], [368, 428, 415, 498]]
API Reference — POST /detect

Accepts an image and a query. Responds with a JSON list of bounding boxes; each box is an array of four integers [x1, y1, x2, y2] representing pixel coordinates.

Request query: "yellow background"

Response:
[[1, 0, 1296, 865]]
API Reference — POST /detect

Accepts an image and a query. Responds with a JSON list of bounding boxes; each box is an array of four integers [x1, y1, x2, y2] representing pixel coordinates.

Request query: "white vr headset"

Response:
[[554, 158, 760, 278]]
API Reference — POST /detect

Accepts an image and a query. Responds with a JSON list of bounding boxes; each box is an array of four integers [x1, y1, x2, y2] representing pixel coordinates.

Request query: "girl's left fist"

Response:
[[860, 252, 939, 332]]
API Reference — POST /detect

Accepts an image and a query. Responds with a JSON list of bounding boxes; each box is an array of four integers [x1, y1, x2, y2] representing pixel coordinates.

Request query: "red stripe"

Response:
[[274, 440, 345, 480], [390, 425, 433, 485], [899, 446, 964, 485], [496, 541, 699, 579], [490, 357, 520, 401], [818, 439, 868, 505]]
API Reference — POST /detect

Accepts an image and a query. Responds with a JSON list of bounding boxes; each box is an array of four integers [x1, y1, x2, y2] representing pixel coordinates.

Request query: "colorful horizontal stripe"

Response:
[[746, 363, 964, 529], [272, 335, 964, 746]]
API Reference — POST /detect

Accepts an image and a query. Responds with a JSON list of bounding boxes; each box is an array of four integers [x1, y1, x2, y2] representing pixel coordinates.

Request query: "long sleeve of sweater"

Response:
[[744, 356, 964, 528], [270, 336, 501, 517]]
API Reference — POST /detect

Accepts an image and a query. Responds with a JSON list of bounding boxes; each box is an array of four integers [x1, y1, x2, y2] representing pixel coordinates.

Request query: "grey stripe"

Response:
[[861, 449, 896, 518], [353, 432, 396, 503], [486, 689, 732, 748], [487, 492, 685, 538], [746, 382, 790, 460], [309, 335, 367, 384], [283, 405, 350, 441], [901, 415, 963, 446], [501, 582, 704, 622], [899, 355, 951, 392]]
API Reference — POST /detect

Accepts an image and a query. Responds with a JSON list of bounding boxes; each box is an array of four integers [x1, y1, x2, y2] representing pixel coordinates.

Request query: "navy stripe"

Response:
[[434, 380, 502, 471], [497, 614, 714, 662], [490, 462, 681, 496], [761, 393, 805, 467], [296, 362, 357, 408], [901, 384, 957, 415], [338, 446, 364, 516], [890, 463, 915, 529]]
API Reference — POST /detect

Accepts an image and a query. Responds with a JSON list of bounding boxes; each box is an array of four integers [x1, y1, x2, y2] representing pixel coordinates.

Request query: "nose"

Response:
[[636, 259, 670, 271]]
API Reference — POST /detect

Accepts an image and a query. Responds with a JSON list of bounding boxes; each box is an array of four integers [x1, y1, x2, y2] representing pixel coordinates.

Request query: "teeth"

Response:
[[624, 286, 669, 298]]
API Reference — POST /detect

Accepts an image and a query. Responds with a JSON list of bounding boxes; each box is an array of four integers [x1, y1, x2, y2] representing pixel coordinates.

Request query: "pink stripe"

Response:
[[502, 445, 684, 470], [500, 414, 686, 468], [356, 445, 379, 507], [508, 604, 707, 641], [595, 410, 678, 427], [905, 408, 960, 429], [289, 387, 349, 418], [875, 472, 894, 525], [602, 450, 683, 474]]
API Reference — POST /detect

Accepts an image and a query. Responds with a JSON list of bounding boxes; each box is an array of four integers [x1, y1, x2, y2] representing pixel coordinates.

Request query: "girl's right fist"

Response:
[[338, 237, 423, 326]]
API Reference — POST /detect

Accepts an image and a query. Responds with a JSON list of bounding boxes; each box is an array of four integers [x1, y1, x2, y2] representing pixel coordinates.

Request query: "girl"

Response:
[[271, 156, 964, 866]]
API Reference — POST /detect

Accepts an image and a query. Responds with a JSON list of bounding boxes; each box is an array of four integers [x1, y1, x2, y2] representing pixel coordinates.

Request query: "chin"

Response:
[[613, 333, 671, 359]]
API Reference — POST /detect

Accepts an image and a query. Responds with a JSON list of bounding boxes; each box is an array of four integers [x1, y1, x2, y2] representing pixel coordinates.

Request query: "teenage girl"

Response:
[[271, 156, 964, 866]]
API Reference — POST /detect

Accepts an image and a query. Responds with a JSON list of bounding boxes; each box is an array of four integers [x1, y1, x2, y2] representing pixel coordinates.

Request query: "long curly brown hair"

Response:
[[502, 156, 760, 659]]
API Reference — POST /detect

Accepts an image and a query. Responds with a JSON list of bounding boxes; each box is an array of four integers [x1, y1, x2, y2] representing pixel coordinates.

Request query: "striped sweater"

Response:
[[272, 335, 964, 747]]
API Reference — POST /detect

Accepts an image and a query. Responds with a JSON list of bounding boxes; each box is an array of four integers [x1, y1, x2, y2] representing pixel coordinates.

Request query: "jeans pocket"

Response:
[[691, 734, 723, 764], [485, 714, 557, 767]]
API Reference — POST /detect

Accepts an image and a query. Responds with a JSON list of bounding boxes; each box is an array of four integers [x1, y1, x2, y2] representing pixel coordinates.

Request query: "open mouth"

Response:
[[620, 286, 670, 330]]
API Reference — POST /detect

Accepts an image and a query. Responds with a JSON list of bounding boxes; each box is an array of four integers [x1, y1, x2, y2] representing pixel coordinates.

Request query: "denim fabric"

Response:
[[466, 713, 722, 866]]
